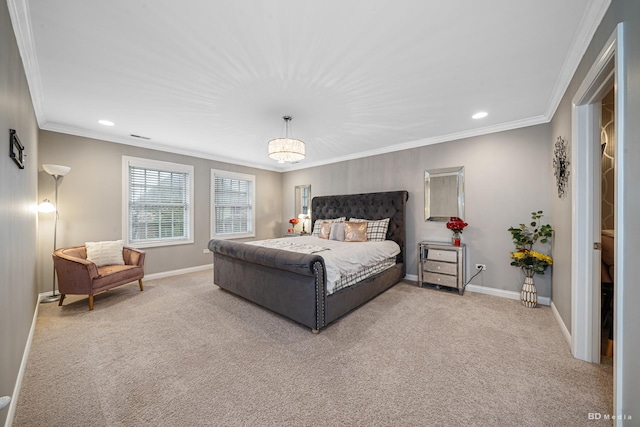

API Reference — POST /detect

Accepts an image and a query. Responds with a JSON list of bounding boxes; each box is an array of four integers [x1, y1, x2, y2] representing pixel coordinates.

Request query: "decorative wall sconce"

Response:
[[9, 129, 25, 169], [553, 136, 570, 199]]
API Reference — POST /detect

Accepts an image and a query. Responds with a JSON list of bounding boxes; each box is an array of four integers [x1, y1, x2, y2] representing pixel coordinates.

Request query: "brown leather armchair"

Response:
[[52, 246, 145, 310]]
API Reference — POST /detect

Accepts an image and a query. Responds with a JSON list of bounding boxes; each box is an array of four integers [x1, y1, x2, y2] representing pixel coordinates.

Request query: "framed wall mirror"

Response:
[[294, 184, 311, 216], [294, 184, 311, 234], [425, 166, 464, 221]]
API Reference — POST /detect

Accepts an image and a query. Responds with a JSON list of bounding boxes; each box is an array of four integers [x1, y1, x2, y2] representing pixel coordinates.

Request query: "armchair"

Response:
[[52, 245, 145, 310]]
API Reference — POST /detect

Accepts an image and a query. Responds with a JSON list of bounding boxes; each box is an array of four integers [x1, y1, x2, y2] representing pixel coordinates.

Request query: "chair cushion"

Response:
[[93, 265, 143, 291]]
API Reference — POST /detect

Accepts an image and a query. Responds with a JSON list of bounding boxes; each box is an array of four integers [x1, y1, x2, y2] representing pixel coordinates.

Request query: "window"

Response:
[[122, 156, 194, 248], [211, 169, 255, 239]]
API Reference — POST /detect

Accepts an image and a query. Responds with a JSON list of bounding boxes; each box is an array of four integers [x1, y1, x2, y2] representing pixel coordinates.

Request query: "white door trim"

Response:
[[571, 24, 623, 364]]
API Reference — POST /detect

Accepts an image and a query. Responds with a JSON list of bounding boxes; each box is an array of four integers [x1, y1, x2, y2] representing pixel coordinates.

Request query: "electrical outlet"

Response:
[[475, 264, 486, 271], [203, 249, 210, 254]]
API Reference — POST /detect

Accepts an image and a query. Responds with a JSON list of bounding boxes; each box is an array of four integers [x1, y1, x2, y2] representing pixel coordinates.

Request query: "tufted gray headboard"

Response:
[[311, 191, 409, 274]]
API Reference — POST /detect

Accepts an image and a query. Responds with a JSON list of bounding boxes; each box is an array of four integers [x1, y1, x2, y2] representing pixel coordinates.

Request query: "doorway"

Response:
[[599, 88, 615, 359], [571, 24, 622, 364]]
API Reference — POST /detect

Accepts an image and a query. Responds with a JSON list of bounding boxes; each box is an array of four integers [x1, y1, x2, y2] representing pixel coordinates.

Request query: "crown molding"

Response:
[[7, 0, 47, 127], [40, 123, 285, 173], [285, 114, 549, 171], [544, 0, 612, 119]]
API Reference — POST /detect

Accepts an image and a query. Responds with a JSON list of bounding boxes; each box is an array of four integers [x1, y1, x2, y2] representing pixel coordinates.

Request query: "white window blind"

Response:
[[123, 157, 194, 247], [211, 170, 255, 239]]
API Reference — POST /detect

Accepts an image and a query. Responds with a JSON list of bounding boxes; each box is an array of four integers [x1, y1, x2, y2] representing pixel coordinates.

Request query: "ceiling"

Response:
[[10, 0, 610, 171]]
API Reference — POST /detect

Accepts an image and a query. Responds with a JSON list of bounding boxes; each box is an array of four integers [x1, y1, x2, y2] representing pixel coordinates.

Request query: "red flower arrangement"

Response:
[[446, 217, 468, 233], [288, 217, 300, 233], [446, 217, 468, 246]]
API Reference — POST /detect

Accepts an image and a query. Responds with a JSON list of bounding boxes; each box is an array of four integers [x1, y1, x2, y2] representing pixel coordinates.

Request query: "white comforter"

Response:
[[247, 236, 400, 294]]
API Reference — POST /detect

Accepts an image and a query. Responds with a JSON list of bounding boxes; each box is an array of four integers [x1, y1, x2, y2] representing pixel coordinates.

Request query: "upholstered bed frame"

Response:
[[208, 190, 408, 332]]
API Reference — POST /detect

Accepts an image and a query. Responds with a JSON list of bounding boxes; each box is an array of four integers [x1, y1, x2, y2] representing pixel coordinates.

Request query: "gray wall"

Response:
[[282, 124, 552, 297], [0, 2, 40, 425], [550, 0, 640, 419], [37, 131, 282, 292]]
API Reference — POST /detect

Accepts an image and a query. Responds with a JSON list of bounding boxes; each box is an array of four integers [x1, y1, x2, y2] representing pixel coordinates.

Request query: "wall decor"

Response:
[[9, 129, 25, 169], [552, 136, 569, 199]]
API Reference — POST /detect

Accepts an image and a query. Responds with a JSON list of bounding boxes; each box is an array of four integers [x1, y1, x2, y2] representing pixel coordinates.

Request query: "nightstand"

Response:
[[418, 241, 465, 294]]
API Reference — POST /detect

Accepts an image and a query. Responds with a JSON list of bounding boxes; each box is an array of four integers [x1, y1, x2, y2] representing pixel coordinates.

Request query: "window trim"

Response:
[[122, 156, 194, 248], [211, 169, 256, 240]]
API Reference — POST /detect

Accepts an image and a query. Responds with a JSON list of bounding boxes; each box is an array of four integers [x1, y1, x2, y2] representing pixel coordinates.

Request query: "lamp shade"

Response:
[[38, 199, 55, 213], [43, 164, 71, 176], [268, 116, 305, 163], [268, 138, 305, 163]]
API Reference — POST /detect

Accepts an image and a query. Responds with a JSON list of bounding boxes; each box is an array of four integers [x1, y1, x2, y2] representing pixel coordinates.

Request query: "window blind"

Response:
[[128, 166, 190, 243], [213, 175, 254, 235]]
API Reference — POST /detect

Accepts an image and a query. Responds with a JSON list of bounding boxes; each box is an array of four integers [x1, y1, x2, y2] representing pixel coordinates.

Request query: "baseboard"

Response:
[[4, 294, 42, 427], [406, 275, 551, 306], [404, 273, 418, 282], [144, 263, 212, 281], [551, 301, 572, 348], [464, 284, 551, 306]]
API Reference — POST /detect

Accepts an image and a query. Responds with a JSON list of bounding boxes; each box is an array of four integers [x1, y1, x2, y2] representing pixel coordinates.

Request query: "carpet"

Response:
[[13, 270, 613, 426]]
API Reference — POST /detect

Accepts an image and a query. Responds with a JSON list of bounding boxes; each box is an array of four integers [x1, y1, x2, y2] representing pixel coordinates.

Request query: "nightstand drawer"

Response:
[[422, 272, 458, 288], [426, 249, 457, 263], [425, 260, 457, 276]]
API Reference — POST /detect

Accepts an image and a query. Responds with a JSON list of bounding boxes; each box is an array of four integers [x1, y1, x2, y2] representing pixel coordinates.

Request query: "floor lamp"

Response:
[[40, 164, 71, 303]]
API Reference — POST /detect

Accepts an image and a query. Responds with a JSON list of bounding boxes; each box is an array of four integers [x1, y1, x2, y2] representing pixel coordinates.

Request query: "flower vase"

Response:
[[521, 268, 537, 308], [452, 232, 461, 246]]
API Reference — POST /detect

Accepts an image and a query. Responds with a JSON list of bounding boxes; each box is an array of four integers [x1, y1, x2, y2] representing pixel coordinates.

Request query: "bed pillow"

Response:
[[344, 221, 368, 242], [311, 217, 346, 237], [85, 240, 125, 267], [348, 218, 390, 242], [329, 222, 345, 241], [318, 221, 332, 239]]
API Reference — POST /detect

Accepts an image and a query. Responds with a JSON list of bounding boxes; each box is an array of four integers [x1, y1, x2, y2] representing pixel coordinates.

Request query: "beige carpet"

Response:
[[13, 270, 612, 426]]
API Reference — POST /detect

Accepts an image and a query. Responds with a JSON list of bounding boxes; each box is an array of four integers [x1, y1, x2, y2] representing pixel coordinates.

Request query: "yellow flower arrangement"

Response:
[[510, 249, 553, 275], [508, 211, 554, 276]]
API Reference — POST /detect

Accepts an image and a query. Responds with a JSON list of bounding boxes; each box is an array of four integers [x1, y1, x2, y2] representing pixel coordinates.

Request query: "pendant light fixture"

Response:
[[268, 116, 305, 163]]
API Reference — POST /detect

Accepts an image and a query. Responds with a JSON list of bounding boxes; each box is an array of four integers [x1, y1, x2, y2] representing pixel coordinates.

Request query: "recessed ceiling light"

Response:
[[472, 112, 488, 119], [98, 119, 115, 126]]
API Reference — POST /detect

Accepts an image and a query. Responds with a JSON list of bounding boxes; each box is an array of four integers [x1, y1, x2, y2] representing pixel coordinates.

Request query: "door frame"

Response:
[[571, 24, 624, 364]]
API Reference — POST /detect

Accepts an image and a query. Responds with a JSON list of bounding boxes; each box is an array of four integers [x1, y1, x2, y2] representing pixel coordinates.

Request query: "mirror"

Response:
[[425, 166, 464, 221], [294, 184, 311, 217], [295, 185, 311, 234]]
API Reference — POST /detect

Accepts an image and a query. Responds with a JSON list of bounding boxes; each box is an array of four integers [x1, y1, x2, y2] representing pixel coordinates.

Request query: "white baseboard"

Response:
[[551, 301, 572, 348], [143, 263, 212, 281], [5, 294, 42, 427], [406, 275, 551, 306], [465, 284, 550, 306]]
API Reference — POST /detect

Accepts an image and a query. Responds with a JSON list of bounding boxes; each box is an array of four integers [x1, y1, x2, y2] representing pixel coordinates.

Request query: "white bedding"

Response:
[[246, 236, 400, 294]]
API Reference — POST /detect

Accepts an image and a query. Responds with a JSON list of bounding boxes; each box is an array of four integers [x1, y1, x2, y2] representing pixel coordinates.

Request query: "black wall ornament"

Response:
[[553, 136, 570, 199], [9, 129, 25, 169]]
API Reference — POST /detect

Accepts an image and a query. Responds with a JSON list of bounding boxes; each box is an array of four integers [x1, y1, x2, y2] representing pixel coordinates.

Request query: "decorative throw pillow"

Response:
[[349, 218, 390, 242], [85, 240, 125, 267], [311, 217, 346, 237], [344, 221, 368, 242], [318, 221, 331, 239], [329, 222, 345, 241]]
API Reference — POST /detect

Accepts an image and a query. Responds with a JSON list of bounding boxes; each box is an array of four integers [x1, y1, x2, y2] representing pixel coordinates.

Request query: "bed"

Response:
[[208, 190, 408, 332]]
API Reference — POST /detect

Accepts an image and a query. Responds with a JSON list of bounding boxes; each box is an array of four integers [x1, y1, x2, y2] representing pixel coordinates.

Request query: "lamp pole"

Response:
[[42, 174, 63, 303], [41, 164, 71, 304]]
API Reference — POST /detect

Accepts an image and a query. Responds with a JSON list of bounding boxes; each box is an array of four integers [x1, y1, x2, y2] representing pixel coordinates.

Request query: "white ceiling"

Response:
[[10, 0, 610, 171]]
